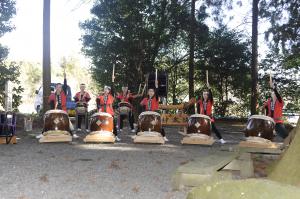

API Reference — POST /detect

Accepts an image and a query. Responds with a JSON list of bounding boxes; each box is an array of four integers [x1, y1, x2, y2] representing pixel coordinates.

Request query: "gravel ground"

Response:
[[0, 121, 246, 199]]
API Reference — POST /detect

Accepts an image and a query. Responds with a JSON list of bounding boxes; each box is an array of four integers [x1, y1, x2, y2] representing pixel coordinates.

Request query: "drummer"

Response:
[[262, 81, 288, 139], [196, 83, 226, 144], [96, 85, 121, 141], [74, 83, 91, 131], [140, 85, 168, 141], [117, 85, 138, 133], [37, 73, 78, 139]]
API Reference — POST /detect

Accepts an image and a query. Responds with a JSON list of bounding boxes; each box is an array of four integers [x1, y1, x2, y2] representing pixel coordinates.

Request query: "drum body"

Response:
[[138, 111, 161, 133], [43, 110, 70, 132], [187, 114, 211, 136], [118, 102, 132, 116], [90, 112, 113, 133], [76, 102, 87, 115], [245, 115, 275, 141]]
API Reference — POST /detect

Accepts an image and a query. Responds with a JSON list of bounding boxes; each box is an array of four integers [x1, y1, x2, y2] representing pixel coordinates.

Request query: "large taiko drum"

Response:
[[187, 114, 211, 136], [118, 102, 132, 116], [76, 102, 87, 115], [138, 111, 162, 133], [43, 110, 70, 133], [89, 112, 113, 134], [244, 115, 275, 141]]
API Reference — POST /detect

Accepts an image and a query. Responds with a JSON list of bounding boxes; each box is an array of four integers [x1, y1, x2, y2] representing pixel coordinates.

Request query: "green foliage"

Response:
[[80, 0, 299, 116], [196, 27, 252, 117], [0, 0, 22, 111], [260, 0, 300, 69], [0, 61, 24, 111], [19, 62, 42, 98], [80, 0, 190, 89], [258, 53, 300, 112], [0, 0, 16, 37]]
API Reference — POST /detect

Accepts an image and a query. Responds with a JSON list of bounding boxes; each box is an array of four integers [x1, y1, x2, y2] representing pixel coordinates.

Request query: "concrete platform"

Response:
[[172, 152, 239, 190]]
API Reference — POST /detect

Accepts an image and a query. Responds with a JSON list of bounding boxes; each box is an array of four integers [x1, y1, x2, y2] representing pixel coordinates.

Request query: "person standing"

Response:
[[96, 85, 121, 141], [117, 86, 140, 133], [140, 86, 168, 141], [37, 72, 78, 139], [196, 83, 226, 144], [74, 83, 91, 131], [263, 81, 288, 139]]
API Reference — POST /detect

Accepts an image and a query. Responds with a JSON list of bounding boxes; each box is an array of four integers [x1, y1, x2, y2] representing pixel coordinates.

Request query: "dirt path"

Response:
[[0, 122, 246, 199]]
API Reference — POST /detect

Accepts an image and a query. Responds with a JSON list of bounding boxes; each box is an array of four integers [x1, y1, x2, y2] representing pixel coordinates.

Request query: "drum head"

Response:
[[76, 102, 87, 107], [91, 112, 113, 118], [45, 109, 68, 115], [119, 102, 131, 107], [190, 114, 211, 120], [139, 111, 160, 118], [249, 115, 275, 124]]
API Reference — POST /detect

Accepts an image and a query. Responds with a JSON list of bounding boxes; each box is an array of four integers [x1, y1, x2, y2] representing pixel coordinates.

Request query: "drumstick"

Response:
[[206, 70, 208, 86], [112, 64, 115, 82], [142, 84, 146, 95], [138, 84, 141, 95], [155, 69, 158, 88]]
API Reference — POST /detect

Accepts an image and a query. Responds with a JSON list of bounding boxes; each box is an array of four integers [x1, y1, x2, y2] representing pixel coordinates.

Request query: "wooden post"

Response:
[[43, 0, 51, 113], [250, 0, 259, 115], [5, 81, 13, 111]]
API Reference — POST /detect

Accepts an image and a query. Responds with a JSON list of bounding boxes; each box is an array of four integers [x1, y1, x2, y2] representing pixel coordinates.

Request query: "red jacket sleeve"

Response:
[[140, 98, 147, 106]]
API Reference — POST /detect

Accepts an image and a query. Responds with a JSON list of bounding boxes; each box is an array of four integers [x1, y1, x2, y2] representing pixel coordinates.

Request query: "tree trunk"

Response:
[[225, 77, 228, 101], [188, 0, 195, 113], [250, 0, 259, 115], [43, 0, 51, 113], [148, 0, 167, 70], [172, 64, 178, 104]]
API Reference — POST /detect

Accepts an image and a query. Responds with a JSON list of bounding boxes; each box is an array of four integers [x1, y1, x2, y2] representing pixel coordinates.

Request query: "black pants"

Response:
[[211, 122, 222, 139], [119, 111, 134, 130], [77, 114, 88, 129], [113, 119, 118, 136], [275, 123, 288, 139], [161, 128, 166, 137]]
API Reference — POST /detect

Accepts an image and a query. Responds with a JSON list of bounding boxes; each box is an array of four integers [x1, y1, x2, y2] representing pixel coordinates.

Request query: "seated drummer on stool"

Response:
[[96, 85, 121, 141], [139, 85, 168, 142], [36, 73, 78, 139], [74, 83, 91, 132], [117, 85, 139, 133], [262, 81, 288, 139], [196, 83, 226, 144]]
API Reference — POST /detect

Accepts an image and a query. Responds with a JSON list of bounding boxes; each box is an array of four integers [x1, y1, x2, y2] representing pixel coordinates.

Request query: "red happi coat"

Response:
[[98, 94, 115, 116], [48, 91, 67, 111], [264, 98, 284, 123], [74, 91, 91, 103], [117, 92, 134, 109], [140, 97, 159, 111], [197, 99, 215, 122], [117, 92, 133, 102]]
